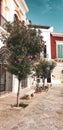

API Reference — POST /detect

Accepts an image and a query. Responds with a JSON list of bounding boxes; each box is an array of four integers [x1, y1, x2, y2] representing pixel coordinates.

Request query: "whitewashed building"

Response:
[[28, 24, 53, 59], [0, 0, 30, 93], [30, 25, 63, 84]]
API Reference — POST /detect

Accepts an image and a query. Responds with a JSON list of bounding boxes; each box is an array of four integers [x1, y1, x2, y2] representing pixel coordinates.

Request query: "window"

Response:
[[56, 41, 63, 58], [14, 14, 18, 22]]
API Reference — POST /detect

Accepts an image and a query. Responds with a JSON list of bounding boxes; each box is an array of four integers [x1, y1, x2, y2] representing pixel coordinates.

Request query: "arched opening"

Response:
[[14, 14, 18, 22]]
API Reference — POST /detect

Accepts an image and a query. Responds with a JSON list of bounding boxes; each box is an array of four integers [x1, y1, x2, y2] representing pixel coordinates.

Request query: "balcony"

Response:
[[0, 14, 7, 31]]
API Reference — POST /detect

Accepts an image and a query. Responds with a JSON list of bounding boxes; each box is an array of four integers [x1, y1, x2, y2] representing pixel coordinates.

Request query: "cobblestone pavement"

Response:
[[0, 83, 63, 130]]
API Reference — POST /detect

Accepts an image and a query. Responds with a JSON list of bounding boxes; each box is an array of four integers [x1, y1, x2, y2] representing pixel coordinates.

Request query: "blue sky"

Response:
[[25, 0, 63, 32]]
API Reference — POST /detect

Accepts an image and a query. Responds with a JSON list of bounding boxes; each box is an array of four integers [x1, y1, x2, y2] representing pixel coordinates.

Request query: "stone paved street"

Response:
[[0, 83, 63, 130]]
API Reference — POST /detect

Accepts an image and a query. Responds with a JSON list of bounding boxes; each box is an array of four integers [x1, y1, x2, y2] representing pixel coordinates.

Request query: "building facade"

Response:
[[28, 24, 53, 59], [0, 1, 63, 93], [0, 0, 29, 93], [50, 33, 63, 59], [29, 25, 63, 84], [50, 33, 63, 83]]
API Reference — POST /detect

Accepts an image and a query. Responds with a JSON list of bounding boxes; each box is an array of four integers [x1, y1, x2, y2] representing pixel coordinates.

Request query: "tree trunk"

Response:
[[16, 80, 21, 107], [42, 77, 45, 88]]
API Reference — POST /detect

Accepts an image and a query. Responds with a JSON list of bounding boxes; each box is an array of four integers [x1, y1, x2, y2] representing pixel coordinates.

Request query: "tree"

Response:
[[34, 59, 56, 87], [2, 21, 45, 106]]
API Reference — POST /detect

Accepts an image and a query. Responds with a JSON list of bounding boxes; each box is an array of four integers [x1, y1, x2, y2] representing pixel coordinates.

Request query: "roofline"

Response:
[[51, 32, 63, 37], [22, 0, 29, 13], [28, 24, 50, 29], [14, 0, 29, 14]]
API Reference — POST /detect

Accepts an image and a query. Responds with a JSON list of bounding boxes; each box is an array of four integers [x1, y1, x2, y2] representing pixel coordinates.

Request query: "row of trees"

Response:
[[2, 21, 56, 106]]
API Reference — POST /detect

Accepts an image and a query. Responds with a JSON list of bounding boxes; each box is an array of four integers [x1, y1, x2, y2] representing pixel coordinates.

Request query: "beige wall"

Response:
[[51, 62, 63, 83], [0, 0, 29, 93], [1, 0, 28, 22]]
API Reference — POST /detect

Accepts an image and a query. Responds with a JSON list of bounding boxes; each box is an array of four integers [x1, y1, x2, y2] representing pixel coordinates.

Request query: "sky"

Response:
[[25, 0, 63, 32]]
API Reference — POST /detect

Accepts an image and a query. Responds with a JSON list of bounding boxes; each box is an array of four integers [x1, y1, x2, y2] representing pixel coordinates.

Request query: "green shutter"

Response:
[[58, 44, 63, 58]]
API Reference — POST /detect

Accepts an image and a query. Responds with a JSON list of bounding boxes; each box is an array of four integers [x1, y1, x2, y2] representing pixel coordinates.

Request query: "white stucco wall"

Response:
[[27, 75, 33, 88], [41, 27, 53, 59], [12, 75, 18, 93], [1, 0, 14, 22], [0, 39, 3, 48], [0, 27, 6, 48]]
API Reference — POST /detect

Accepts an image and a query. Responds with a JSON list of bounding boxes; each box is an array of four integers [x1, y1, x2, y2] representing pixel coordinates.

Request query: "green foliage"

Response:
[[2, 21, 45, 81], [35, 59, 56, 80], [12, 103, 28, 108], [7, 57, 31, 80], [35, 59, 49, 79]]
